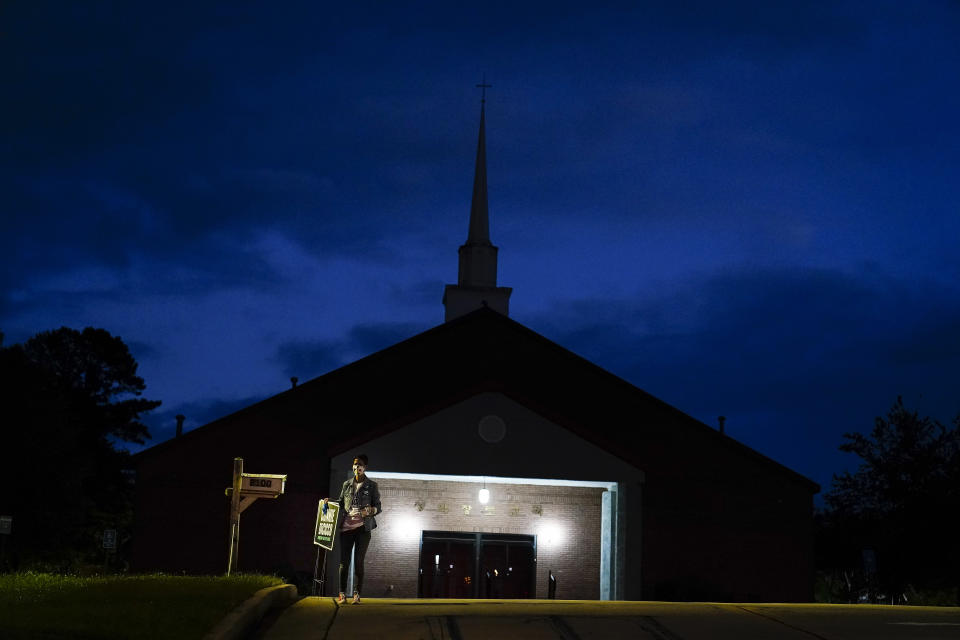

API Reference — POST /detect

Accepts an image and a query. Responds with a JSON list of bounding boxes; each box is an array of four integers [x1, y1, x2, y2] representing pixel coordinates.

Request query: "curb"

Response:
[[203, 584, 300, 640]]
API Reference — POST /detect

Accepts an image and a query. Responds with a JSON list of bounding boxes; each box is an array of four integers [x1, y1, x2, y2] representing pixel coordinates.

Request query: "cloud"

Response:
[[890, 318, 960, 367], [275, 321, 429, 381], [5, 0, 958, 503], [388, 279, 447, 307], [275, 339, 344, 382], [541, 267, 959, 402], [527, 266, 960, 493], [5, 0, 954, 312], [131, 394, 268, 452], [126, 339, 161, 362], [633, 0, 868, 54]]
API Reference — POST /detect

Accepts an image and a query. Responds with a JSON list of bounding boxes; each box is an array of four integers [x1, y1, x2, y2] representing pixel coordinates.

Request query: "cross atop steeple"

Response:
[[476, 77, 492, 104]]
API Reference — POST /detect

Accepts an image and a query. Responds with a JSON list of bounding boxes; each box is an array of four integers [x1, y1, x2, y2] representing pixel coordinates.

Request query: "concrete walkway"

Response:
[[256, 597, 960, 640]]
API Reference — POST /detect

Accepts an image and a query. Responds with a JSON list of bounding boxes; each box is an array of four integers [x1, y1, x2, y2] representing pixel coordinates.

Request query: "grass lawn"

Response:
[[0, 572, 285, 639]]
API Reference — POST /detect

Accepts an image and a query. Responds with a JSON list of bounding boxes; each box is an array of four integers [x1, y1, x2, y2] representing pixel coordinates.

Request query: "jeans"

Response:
[[339, 528, 372, 594]]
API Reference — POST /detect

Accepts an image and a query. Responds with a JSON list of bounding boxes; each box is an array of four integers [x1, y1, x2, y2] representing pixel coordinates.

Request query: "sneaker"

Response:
[[337, 593, 346, 604], [352, 592, 361, 604]]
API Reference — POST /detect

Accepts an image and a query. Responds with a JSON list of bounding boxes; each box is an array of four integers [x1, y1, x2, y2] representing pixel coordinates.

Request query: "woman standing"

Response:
[[323, 454, 381, 604]]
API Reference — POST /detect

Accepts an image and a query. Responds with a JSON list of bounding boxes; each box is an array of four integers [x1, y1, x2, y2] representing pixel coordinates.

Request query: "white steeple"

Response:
[[443, 83, 512, 322]]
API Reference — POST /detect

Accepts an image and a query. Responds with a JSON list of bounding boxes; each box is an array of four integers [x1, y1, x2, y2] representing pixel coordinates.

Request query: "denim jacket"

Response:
[[337, 477, 381, 532]]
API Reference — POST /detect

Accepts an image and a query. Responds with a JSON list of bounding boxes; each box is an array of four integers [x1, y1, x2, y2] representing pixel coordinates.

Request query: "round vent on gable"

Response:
[[478, 415, 507, 443]]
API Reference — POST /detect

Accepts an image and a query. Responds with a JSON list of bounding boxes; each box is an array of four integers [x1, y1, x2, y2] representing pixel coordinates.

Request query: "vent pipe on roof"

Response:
[[290, 376, 298, 389], [718, 416, 726, 435], [175, 414, 185, 438]]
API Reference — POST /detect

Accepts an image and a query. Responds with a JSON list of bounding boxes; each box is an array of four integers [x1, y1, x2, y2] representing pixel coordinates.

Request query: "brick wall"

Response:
[[338, 477, 606, 599]]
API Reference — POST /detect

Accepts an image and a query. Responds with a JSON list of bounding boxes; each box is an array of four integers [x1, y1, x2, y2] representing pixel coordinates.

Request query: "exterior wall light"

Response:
[[479, 477, 489, 504], [396, 515, 421, 540], [539, 522, 565, 547]]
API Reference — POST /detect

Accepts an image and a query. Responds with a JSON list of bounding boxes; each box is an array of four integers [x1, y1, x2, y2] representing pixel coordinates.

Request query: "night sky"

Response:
[[3, 2, 959, 503]]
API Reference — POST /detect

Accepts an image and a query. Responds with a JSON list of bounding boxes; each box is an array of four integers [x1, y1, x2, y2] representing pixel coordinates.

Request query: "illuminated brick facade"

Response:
[[355, 478, 605, 599], [133, 308, 818, 601]]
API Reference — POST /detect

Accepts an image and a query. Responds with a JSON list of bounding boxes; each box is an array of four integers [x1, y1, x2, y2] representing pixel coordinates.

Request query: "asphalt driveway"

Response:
[[254, 597, 960, 640]]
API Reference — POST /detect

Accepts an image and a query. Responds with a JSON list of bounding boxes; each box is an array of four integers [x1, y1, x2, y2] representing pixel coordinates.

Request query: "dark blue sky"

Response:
[[3, 1, 959, 502]]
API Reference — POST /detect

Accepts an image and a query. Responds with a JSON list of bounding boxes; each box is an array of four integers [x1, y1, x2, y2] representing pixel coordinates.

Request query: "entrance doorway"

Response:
[[418, 531, 536, 598]]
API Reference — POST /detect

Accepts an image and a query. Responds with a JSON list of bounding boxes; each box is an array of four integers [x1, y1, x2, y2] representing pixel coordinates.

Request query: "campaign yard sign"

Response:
[[313, 501, 340, 551]]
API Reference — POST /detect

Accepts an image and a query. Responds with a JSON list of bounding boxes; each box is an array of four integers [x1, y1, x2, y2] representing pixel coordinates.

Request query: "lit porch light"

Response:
[[539, 522, 565, 547], [396, 515, 421, 540], [478, 477, 490, 504]]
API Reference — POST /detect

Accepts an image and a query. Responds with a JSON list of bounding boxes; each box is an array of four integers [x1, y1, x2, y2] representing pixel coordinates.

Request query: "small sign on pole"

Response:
[[103, 529, 117, 550], [313, 501, 340, 551], [240, 473, 287, 497], [225, 458, 287, 576]]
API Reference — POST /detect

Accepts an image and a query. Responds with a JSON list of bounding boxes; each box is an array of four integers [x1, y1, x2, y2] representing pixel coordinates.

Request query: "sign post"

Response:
[[0, 515, 11, 570], [312, 500, 340, 595], [227, 458, 243, 575], [102, 528, 117, 572], [103, 529, 117, 549], [224, 458, 287, 575]]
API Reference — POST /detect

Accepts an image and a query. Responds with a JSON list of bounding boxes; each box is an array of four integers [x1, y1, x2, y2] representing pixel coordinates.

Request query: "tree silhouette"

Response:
[[821, 397, 960, 600], [0, 327, 160, 570]]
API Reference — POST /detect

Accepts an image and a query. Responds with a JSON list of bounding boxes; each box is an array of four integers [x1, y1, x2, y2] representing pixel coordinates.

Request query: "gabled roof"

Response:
[[135, 307, 819, 493]]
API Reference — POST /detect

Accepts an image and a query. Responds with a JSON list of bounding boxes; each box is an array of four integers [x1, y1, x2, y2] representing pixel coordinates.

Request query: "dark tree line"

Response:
[[817, 397, 960, 604], [0, 327, 160, 571]]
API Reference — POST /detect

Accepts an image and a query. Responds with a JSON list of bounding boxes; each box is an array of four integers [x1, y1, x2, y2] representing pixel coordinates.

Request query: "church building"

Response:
[[131, 98, 819, 602]]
